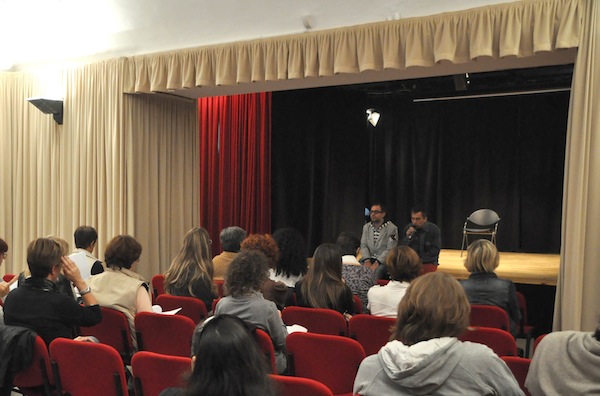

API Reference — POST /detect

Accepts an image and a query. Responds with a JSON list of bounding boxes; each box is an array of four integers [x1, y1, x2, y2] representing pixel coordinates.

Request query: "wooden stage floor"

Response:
[[437, 249, 560, 286]]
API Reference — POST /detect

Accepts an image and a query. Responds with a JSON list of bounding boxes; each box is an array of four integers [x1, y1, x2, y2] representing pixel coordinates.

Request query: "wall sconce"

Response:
[[27, 98, 64, 124], [366, 108, 380, 127]]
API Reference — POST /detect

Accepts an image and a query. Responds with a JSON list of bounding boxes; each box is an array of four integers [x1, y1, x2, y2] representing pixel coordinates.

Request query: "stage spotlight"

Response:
[[366, 108, 380, 127]]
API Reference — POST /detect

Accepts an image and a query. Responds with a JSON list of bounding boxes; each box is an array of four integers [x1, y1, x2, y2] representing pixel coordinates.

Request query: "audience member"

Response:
[[213, 226, 247, 279], [459, 239, 521, 335], [159, 314, 275, 396], [241, 234, 287, 310], [354, 272, 523, 396], [295, 243, 355, 316], [18, 236, 75, 300], [336, 232, 375, 313], [367, 245, 421, 317], [0, 238, 9, 323], [401, 206, 441, 274], [271, 228, 307, 287], [164, 227, 216, 309], [73, 225, 104, 275], [0, 238, 12, 300], [86, 234, 152, 350], [525, 325, 600, 395], [360, 203, 398, 279], [3, 238, 102, 346], [215, 250, 288, 374]]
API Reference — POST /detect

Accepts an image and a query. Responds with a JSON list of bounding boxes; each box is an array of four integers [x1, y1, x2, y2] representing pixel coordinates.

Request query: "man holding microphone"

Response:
[[402, 206, 441, 274]]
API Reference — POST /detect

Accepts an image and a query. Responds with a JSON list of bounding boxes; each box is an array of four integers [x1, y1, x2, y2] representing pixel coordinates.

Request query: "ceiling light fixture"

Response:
[[366, 108, 380, 127]]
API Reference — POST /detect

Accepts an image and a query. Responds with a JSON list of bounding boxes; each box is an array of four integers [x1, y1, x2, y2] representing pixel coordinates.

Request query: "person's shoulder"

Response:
[[458, 338, 502, 361], [426, 221, 440, 231], [159, 387, 185, 396]]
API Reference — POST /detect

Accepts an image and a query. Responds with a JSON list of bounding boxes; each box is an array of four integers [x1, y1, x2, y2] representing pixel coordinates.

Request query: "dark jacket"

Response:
[[401, 221, 441, 264], [0, 324, 36, 396], [460, 272, 521, 336], [4, 278, 102, 346]]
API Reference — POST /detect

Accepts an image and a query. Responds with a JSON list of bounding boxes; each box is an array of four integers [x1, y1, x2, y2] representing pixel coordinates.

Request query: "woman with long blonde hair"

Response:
[[164, 227, 216, 309], [295, 243, 355, 315]]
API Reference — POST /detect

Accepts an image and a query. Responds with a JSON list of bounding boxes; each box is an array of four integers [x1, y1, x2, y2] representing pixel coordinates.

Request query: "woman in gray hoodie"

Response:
[[353, 272, 523, 396]]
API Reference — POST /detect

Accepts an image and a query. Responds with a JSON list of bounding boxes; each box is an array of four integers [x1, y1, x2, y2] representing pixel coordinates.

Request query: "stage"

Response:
[[437, 249, 560, 286]]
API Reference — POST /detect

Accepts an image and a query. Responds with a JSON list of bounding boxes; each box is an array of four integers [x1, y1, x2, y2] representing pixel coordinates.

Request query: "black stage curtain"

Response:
[[272, 87, 568, 256]]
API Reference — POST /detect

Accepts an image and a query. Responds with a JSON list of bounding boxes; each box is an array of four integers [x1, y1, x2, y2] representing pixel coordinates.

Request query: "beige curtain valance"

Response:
[[125, 0, 582, 94]]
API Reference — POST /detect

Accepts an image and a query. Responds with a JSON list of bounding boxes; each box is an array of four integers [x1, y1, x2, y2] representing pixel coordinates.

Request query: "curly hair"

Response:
[[240, 234, 280, 269], [105, 235, 142, 270], [226, 250, 269, 297], [392, 272, 470, 345], [386, 246, 421, 282], [272, 228, 307, 277]]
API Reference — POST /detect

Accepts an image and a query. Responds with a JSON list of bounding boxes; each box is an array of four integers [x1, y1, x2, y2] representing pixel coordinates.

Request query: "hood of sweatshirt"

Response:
[[377, 337, 462, 395]]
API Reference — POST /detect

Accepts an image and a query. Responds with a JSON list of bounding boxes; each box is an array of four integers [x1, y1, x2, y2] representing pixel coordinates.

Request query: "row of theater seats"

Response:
[[12, 335, 335, 396], [11, 301, 547, 396], [7, 272, 539, 396], [152, 274, 536, 355]]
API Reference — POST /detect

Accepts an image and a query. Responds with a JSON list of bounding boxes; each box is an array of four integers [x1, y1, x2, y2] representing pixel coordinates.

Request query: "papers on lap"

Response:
[[152, 305, 182, 315], [286, 324, 308, 333]]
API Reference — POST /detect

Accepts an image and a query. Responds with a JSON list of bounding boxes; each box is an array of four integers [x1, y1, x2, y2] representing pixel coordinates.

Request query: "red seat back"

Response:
[[286, 332, 365, 395], [470, 304, 510, 332], [13, 335, 54, 390], [282, 306, 348, 336], [79, 306, 134, 362], [501, 356, 532, 396], [348, 314, 396, 356], [50, 338, 128, 396], [255, 328, 277, 374], [269, 374, 333, 396], [135, 311, 195, 357], [459, 326, 517, 356], [151, 274, 165, 296], [352, 295, 363, 314], [156, 294, 208, 324], [132, 351, 191, 396], [533, 333, 548, 355], [213, 278, 225, 298]]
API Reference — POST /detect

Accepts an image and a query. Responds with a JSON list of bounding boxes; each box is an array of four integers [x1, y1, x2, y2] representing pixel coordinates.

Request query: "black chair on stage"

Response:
[[460, 209, 500, 256]]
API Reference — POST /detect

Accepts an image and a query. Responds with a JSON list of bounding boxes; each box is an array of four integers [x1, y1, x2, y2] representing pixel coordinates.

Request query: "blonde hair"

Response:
[[47, 235, 69, 256], [392, 272, 470, 345], [464, 239, 499, 273], [165, 227, 215, 297]]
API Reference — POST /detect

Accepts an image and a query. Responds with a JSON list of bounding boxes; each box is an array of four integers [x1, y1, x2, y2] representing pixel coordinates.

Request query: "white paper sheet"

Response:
[[152, 304, 182, 315], [69, 251, 92, 280]]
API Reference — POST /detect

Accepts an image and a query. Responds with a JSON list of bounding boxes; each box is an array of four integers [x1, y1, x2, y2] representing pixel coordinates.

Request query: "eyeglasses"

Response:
[[370, 210, 383, 214]]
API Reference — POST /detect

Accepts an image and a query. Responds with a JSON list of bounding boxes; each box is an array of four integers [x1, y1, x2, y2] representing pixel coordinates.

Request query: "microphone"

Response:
[[407, 224, 415, 240]]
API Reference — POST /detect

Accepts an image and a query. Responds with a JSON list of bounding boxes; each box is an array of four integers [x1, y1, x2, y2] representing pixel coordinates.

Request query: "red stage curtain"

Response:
[[198, 92, 271, 254]]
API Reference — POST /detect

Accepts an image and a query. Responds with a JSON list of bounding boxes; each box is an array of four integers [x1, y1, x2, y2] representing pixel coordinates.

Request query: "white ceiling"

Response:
[[1, 0, 521, 72]]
